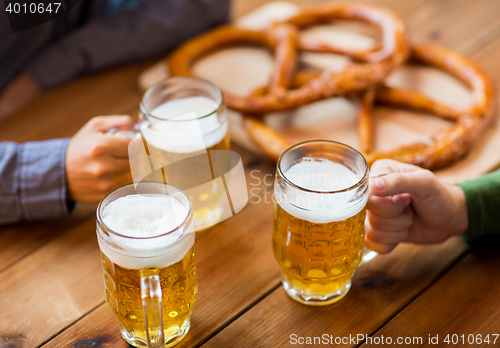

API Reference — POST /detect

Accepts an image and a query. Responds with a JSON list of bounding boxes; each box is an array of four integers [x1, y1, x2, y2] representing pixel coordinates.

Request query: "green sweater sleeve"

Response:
[[457, 170, 500, 244]]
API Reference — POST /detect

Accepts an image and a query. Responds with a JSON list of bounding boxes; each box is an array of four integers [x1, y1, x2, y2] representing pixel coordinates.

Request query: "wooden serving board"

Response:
[[138, 1, 500, 184]]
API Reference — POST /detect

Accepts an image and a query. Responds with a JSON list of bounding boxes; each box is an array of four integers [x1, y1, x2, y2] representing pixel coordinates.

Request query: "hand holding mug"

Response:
[[365, 159, 469, 254], [66, 115, 135, 203]]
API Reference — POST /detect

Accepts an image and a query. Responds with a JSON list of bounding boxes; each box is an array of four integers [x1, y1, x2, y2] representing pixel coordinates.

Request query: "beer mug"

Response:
[[272, 140, 369, 305], [96, 182, 197, 347], [116, 76, 230, 231]]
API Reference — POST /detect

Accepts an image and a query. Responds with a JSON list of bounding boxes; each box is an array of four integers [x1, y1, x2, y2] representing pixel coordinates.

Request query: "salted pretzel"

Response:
[[168, 2, 409, 114], [243, 43, 496, 169], [168, 2, 495, 170], [364, 44, 496, 169]]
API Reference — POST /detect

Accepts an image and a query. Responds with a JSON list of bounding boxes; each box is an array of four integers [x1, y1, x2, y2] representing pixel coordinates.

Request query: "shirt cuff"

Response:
[[19, 138, 72, 221], [456, 170, 500, 245], [456, 181, 483, 243]]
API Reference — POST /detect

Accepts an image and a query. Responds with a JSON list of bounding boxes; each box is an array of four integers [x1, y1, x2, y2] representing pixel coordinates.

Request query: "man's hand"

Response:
[[66, 116, 135, 203], [365, 159, 469, 254], [0, 72, 41, 119]]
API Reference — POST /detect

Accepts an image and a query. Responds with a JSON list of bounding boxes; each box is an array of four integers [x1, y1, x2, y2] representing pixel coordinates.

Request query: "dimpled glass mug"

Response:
[[125, 77, 231, 232], [96, 182, 197, 347], [272, 140, 370, 305]]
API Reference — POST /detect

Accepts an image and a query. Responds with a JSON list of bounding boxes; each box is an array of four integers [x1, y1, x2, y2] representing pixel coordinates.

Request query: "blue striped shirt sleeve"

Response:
[[0, 139, 71, 224]]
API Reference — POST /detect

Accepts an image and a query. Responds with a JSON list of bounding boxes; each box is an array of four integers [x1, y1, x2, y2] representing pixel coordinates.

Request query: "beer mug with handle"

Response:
[[273, 140, 370, 305], [111, 76, 231, 232], [96, 182, 197, 347]]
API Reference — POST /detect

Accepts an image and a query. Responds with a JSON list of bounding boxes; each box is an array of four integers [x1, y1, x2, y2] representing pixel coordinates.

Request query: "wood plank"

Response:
[[0, 60, 153, 143], [0, 53, 275, 279], [360, 239, 500, 347], [403, 0, 500, 55], [39, 304, 123, 348], [40, 190, 279, 348], [0, 218, 103, 348], [4, 1, 500, 348], [0, 206, 93, 274], [0, 140, 276, 347], [231, 0, 500, 56], [231, 0, 428, 20], [201, 238, 466, 348], [195, 33, 500, 348], [192, 0, 500, 185]]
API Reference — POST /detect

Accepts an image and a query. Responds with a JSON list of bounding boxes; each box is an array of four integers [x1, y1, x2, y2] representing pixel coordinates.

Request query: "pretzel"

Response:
[[168, 2, 409, 114], [168, 2, 496, 170], [355, 87, 377, 154], [364, 44, 496, 169], [244, 43, 496, 170]]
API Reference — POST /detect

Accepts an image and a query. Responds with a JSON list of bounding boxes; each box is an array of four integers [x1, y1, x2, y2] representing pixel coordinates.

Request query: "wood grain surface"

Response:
[[1, 1, 500, 348], [181, 0, 500, 184], [200, 238, 466, 348], [42, 191, 279, 348], [361, 239, 500, 348]]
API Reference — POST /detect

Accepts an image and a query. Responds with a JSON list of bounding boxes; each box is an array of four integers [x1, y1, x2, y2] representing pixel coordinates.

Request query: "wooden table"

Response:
[[2, 0, 500, 347]]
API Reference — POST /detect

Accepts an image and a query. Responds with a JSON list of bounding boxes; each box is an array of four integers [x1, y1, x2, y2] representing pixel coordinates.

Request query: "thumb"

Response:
[[88, 115, 134, 132], [370, 159, 423, 177], [370, 169, 436, 198]]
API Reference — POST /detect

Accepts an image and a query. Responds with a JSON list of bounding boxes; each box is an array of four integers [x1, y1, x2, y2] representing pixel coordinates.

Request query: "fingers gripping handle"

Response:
[[107, 124, 140, 138], [141, 269, 165, 348]]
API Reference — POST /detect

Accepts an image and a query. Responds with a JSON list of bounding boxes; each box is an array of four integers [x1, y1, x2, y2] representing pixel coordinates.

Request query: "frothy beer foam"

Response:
[[278, 158, 367, 223], [146, 96, 227, 153], [99, 194, 195, 270]]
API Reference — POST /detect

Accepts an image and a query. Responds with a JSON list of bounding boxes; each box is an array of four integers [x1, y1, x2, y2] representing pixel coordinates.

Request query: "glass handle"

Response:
[[107, 124, 141, 138], [360, 247, 378, 265], [141, 269, 165, 348]]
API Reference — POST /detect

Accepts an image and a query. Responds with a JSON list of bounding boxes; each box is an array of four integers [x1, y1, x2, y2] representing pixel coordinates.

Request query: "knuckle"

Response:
[[91, 163, 110, 178], [419, 169, 438, 197], [421, 169, 434, 180], [371, 159, 390, 172], [392, 174, 404, 187], [367, 214, 385, 231], [371, 159, 397, 173], [366, 228, 383, 243], [89, 116, 104, 127], [378, 243, 397, 254], [90, 140, 109, 157], [365, 236, 395, 254], [90, 145, 104, 157], [121, 115, 133, 123], [389, 196, 406, 216]]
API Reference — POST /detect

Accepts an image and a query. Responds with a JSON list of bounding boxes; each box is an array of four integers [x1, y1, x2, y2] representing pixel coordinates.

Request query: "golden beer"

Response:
[[272, 202, 365, 301], [101, 246, 197, 345], [273, 141, 369, 305], [97, 183, 197, 347], [144, 130, 231, 230], [137, 78, 231, 231]]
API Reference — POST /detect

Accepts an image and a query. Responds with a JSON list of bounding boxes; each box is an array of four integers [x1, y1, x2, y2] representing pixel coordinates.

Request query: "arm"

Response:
[[457, 170, 500, 243], [366, 159, 500, 253], [26, 0, 230, 90], [0, 139, 71, 224], [0, 115, 134, 224]]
